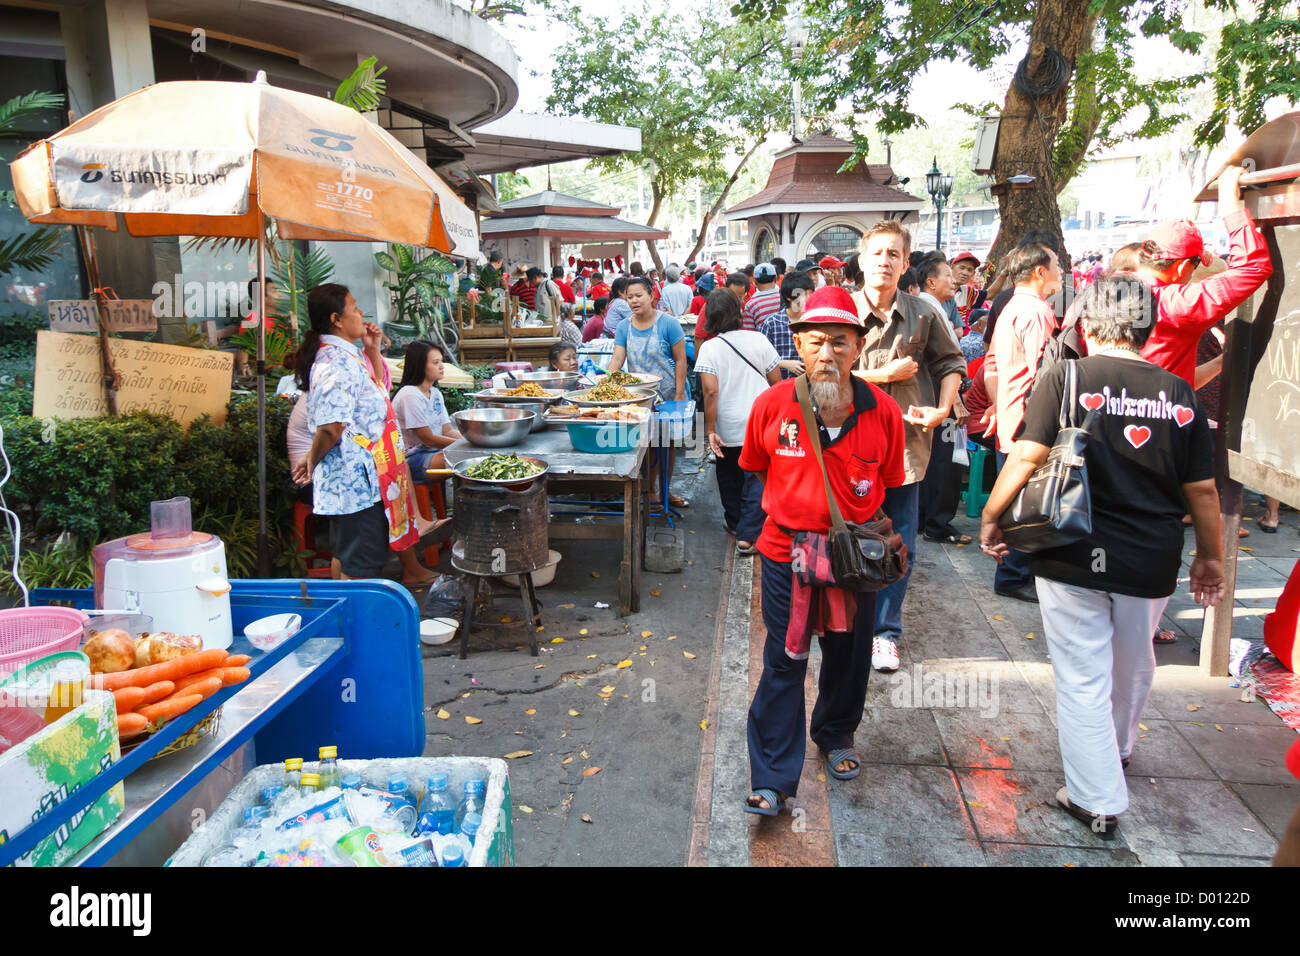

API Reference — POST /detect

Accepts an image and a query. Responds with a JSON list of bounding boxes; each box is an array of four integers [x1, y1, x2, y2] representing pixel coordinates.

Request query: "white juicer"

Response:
[[91, 497, 233, 650]]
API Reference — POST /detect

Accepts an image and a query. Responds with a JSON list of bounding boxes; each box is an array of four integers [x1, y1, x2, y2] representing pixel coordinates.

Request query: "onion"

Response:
[[84, 628, 136, 674]]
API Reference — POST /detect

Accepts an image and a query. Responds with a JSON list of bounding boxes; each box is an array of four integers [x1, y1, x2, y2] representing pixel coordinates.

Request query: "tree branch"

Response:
[[686, 138, 765, 264]]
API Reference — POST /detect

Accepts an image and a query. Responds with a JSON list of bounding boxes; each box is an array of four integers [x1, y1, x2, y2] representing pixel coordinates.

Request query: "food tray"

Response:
[[469, 388, 565, 405]]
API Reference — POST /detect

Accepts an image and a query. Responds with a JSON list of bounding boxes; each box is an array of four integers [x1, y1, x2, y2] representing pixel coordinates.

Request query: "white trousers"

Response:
[[1035, 576, 1169, 816]]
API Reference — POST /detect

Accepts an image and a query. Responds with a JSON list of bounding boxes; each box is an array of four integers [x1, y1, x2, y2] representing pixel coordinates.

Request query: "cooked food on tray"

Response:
[[582, 381, 637, 402], [601, 370, 643, 387], [504, 382, 549, 397], [548, 405, 648, 422], [465, 453, 543, 480]]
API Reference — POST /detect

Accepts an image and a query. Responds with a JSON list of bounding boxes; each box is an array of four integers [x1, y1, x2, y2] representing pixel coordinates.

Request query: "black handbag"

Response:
[[794, 376, 909, 592], [997, 359, 1096, 553]]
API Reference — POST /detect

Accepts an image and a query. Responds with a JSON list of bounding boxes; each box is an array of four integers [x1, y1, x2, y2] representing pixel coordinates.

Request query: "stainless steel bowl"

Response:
[[510, 370, 581, 390], [475, 396, 548, 431], [451, 454, 549, 489], [453, 407, 535, 447]]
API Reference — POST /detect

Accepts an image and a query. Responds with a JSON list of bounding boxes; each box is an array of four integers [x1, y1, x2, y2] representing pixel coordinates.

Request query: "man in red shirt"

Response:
[[690, 272, 717, 342], [1137, 165, 1272, 386], [818, 255, 847, 288], [739, 286, 906, 814], [551, 265, 576, 305], [587, 272, 611, 302]]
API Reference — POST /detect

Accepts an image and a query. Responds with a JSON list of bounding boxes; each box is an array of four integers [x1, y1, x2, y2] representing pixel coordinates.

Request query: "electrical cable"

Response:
[[1013, 47, 1071, 98], [0, 421, 29, 606]]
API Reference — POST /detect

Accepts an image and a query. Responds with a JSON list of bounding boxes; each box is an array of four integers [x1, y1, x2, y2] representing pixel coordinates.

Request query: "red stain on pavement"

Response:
[[962, 738, 1025, 842]]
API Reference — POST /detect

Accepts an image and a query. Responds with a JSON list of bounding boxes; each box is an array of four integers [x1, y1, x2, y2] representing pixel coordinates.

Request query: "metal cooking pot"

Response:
[[453, 407, 535, 447]]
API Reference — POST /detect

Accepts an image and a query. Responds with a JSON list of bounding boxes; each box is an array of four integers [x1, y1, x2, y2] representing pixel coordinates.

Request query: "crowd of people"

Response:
[[280, 161, 1284, 843]]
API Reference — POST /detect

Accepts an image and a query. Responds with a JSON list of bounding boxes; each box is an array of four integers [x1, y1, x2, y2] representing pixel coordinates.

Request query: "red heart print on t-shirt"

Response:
[[1079, 393, 1105, 411], [1172, 404, 1194, 427], [1124, 424, 1152, 449]]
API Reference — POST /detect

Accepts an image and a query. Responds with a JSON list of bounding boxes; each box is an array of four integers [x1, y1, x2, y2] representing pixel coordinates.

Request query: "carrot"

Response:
[[140, 680, 175, 705], [171, 667, 226, 694], [117, 712, 148, 737], [113, 687, 146, 712], [163, 675, 221, 703], [91, 649, 228, 692], [219, 666, 250, 687], [224, 654, 251, 667], [135, 693, 203, 725]]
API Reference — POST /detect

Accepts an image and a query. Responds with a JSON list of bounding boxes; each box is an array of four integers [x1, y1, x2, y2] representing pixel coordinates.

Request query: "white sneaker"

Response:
[[871, 637, 899, 672]]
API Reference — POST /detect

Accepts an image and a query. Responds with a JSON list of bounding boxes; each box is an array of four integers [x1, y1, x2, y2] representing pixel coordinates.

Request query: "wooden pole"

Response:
[[75, 227, 120, 416], [256, 228, 271, 577]]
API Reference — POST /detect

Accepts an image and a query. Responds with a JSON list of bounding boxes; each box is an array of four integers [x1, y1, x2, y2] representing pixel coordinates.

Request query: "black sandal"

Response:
[[1054, 786, 1118, 840]]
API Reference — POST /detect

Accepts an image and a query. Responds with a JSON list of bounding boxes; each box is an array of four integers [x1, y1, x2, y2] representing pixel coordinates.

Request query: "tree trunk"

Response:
[[643, 177, 666, 274], [685, 140, 764, 264], [988, 0, 1095, 267]]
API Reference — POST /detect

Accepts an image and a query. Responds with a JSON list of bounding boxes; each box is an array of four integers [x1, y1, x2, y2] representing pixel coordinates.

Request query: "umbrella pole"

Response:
[[256, 230, 271, 577], [75, 226, 121, 416]]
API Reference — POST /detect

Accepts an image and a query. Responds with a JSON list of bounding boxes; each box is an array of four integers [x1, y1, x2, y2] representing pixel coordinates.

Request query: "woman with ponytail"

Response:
[[291, 284, 431, 584]]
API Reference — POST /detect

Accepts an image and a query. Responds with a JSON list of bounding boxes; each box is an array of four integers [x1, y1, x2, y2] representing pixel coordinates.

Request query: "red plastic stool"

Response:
[[413, 480, 450, 566], [293, 501, 334, 578]]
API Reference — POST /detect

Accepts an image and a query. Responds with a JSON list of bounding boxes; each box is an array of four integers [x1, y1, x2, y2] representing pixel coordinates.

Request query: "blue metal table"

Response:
[[0, 579, 424, 867]]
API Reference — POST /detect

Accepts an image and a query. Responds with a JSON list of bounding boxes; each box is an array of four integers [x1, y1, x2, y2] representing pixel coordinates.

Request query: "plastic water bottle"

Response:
[[318, 745, 339, 790], [340, 773, 363, 791], [451, 812, 481, 861], [440, 843, 466, 868], [420, 773, 456, 835], [260, 785, 283, 808], [387, 773, 416, 811], [454, 779, 486, 830]]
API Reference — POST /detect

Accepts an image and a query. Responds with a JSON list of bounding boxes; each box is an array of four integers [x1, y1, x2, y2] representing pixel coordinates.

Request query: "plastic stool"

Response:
[[414, 480, 450, 566], [965, 441, 992, 517], [292, 501, 333, 578]]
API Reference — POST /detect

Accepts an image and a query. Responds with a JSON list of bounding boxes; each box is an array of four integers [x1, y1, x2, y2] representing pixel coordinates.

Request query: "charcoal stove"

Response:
[[450, 473, 550, 659]]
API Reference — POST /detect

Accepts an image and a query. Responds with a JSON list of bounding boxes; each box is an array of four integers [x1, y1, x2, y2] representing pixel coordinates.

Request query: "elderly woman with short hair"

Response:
[[980, 276, 1225, 839]]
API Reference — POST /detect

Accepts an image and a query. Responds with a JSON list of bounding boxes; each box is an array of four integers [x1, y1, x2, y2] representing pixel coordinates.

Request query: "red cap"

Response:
[[818, 255, 847, 269], [1148, 220, 1211, 265], [951, 250, 980, 267], [789, 285, 861, 329]]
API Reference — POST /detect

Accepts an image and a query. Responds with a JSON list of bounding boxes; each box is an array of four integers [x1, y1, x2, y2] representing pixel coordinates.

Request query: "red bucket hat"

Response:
[[789, 285, 862, 329]]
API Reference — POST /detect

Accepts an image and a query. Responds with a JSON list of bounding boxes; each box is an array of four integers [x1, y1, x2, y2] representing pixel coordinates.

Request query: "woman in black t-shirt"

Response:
[[978, 276, 1226, 840]]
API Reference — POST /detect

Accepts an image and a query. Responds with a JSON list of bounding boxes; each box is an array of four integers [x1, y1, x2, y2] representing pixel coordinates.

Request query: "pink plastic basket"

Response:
[[0, 607, 90, 676]]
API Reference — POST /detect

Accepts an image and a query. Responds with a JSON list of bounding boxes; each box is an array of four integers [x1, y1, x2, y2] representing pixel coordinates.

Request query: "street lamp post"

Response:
[[925, 156, 954, 254], [786, 14, 809, 142]]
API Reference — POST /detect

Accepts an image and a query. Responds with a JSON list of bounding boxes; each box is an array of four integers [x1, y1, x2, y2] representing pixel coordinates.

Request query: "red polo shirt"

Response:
[[739, 377, 906, 563]]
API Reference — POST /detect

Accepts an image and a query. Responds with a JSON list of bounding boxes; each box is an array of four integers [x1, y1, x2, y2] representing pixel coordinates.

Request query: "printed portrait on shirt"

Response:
[[778, 419, 801, 448]]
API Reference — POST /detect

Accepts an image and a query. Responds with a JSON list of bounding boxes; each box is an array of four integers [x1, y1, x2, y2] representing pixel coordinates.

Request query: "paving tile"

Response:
[[829, 764, 978, 840], [983, 843, 1141, 866], [748, 825, 835, 867], [934, 709, 1063, 773], [954, 768, 1129, 849], [1121, 776, 1280, 858], [1146, 667, 1285, 726], [1177, 852, 1272, 867], [885, 659, 1047, 715], [833, 831, 987, 867], [1229, 783, 1300, 841], [1122, 718, 1215, 779], [855, 705, 947, 766], [1173, 721, 1300, 785]]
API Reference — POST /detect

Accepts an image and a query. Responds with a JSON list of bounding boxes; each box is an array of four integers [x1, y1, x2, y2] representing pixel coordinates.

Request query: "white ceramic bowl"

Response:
[[420, 617, 459, 646], [244, 613, 301, 651]]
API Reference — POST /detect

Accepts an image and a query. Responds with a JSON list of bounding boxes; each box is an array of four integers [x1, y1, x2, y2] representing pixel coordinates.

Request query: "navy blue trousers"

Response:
[[747, 554, 877, 797], [715, 445, 766, 542], [993, 450, 1033, 590]]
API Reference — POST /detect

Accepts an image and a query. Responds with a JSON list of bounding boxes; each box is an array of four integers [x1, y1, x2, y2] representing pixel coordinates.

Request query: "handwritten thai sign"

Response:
[[33, 330, 233, 426], [47, 299, 157, 334]]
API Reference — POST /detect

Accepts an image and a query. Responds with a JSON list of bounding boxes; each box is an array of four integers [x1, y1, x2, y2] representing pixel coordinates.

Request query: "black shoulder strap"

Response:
[[716, 332, 770, 384], [794, 375, 848, 534]]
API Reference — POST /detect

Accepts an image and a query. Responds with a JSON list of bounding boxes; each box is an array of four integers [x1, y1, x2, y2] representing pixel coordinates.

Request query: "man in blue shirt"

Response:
[[758, 271, 815, 379]]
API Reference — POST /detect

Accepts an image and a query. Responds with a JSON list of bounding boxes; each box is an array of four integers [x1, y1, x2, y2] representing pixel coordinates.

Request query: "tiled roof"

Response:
[[726, 146, 922, 215], [491, 190, 621, 217], [481, 213, 671, 239]]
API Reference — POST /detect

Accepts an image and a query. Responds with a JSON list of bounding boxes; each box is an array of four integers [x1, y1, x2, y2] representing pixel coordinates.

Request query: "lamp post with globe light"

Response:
[[925, 156, 954, 253], [786, 14, 809, 142]]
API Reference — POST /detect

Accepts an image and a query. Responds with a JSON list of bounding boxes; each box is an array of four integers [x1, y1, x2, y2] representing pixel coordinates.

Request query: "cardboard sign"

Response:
[[34, 330, 234, 426], [48, 299, 158, 334]]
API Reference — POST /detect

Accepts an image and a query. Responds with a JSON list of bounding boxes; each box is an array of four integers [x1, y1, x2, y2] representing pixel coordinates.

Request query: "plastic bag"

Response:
[[422, 575, 471, 621], [951, 426, 969, 466]]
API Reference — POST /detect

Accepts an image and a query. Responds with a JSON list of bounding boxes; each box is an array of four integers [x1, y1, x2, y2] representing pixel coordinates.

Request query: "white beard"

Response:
[[810, 377, 844, 414]]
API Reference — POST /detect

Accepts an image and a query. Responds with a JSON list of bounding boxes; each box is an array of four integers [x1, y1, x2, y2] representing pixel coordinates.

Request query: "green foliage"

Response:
[[0, 90, 65, 137], [332, 56, 387, 113], [546, 0, 792, 262], [0, 394, 299, 592], [733, 0, 1300, 191], [494, 171, 533, 202], [375, 245, 455, 346], [0, 229, 64, 276], [269, 243, 335, 339], [0, 538, 94, 594]]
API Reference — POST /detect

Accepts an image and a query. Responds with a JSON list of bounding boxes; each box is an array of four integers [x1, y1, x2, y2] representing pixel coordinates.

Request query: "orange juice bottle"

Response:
[[44, 659, 88, 723]]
